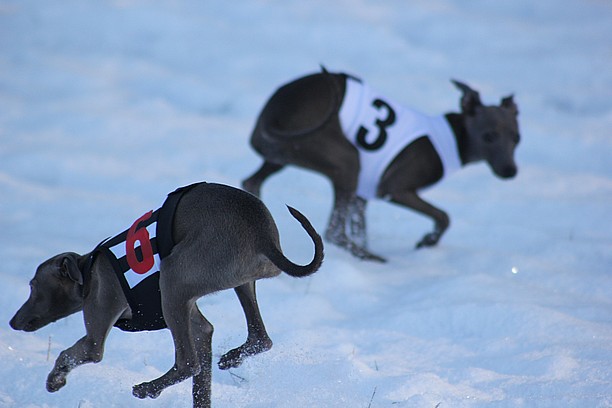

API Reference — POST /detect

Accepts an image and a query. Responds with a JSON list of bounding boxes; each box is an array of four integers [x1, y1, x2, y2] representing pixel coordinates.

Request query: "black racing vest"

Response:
[[87, 183, 200, 332]]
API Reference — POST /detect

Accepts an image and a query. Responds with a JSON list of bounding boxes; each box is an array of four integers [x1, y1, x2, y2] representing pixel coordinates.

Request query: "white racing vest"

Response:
[[339, 77, 461, 199]]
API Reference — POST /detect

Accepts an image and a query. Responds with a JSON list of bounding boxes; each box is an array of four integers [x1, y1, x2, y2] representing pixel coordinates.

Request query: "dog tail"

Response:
[[265, 206, 324, 278]]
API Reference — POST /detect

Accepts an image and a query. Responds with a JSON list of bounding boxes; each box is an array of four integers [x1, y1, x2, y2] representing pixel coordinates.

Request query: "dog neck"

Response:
[[445, 113, 474, 166], [80, 240, 110, 296]]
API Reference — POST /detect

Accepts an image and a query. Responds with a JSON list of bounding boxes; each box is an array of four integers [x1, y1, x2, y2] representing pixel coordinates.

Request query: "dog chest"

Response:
[[338, 77, 461, 198], [99, 209, 166, 332], [89, 183, 199, 332]]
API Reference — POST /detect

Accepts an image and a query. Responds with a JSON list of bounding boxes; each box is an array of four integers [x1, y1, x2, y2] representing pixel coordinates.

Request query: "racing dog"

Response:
[[9, 182, 323, 407], [243, 68, 520, 262]]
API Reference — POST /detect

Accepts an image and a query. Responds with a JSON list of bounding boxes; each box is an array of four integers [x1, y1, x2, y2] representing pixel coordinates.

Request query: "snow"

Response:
[[1, 0, 611, 406]]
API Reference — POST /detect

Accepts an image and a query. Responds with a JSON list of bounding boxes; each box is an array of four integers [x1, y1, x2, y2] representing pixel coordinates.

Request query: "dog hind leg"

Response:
[[191, 305, 214, 408], [327, 187, 386, 262], [218, 281, 272, 370], [242, 161, 284, 197], [324, 186, 352, 247], [348, 196, 368, 248]]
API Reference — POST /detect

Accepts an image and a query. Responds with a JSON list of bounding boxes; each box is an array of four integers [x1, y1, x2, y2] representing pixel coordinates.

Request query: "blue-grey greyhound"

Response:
[[243, 68, 520, 262], [9, 182, 323, 408]]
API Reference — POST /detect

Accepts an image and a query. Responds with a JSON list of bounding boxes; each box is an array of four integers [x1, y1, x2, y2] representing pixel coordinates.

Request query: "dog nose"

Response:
[[9, 315, 22, 330], [500, 165, 517, 178]]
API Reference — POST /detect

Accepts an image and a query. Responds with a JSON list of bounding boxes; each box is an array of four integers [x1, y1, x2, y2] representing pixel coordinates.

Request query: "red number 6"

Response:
[[126, 211, 155, 274]]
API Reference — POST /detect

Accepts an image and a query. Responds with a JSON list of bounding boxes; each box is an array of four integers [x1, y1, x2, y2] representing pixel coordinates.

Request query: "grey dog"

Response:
[[243, 68, 520, 262], [10, 182, 323, 407]]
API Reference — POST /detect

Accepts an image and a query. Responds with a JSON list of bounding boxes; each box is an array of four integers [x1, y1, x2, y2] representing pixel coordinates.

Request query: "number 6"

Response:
[[125, 211, 155, 274]]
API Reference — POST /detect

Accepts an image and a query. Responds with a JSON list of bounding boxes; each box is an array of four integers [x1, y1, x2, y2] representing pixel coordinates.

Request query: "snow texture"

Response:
[[1, 0, 610, 407]]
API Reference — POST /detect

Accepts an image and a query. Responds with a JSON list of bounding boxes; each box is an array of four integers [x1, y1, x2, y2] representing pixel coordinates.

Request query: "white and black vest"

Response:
[[339, 77, 461, 199]]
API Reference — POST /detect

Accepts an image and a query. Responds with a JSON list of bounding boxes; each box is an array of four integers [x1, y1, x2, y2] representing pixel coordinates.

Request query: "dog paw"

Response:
[[357, 250, 387, 263], [416, 232, 441, 248], [133, 382, 162, 399], [328, 234, 387, 262], [218, 350, 243, 370], [218, 339, 273, 370], [46, 371, 67, 392], [349, 244, 387, 263]]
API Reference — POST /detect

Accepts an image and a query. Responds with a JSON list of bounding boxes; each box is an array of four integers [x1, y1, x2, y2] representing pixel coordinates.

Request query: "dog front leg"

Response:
[[47, 291, 120, 393], [47, 334, 106, 392], [390, 190, 450, 248]]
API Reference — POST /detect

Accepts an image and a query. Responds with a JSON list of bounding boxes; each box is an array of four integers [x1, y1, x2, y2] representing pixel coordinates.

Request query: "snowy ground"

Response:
[[1, 0, 611, 407]]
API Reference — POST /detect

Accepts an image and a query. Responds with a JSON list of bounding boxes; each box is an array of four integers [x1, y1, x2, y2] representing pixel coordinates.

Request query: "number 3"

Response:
[[126, 211, 155, 274], [356, 98, 397, 150]]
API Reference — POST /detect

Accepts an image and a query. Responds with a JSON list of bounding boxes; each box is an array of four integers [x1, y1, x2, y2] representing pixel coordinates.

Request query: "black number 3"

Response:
[[356, 98, 397, 151]]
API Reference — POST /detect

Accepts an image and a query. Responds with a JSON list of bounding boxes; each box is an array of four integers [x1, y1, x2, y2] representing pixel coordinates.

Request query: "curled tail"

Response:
[[265, 206, 324, 277]]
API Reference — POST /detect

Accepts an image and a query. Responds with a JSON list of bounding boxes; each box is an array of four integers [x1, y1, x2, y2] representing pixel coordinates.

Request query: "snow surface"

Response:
[[1, 0, 611, 407]]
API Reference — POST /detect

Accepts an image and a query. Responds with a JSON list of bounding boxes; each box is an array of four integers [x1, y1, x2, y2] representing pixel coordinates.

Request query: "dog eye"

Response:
[[483, 131, 499, 143]]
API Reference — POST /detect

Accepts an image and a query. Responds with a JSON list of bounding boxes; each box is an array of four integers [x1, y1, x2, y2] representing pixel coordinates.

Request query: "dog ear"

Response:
[[501, 94, 519, 116], [61, 254, 83, 285], [451, 79, 482, 116]]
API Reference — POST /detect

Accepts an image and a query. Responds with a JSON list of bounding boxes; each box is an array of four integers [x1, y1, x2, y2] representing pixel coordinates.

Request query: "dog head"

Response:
[[10, 253, 84, 332], [452, 80, 520, 179]]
